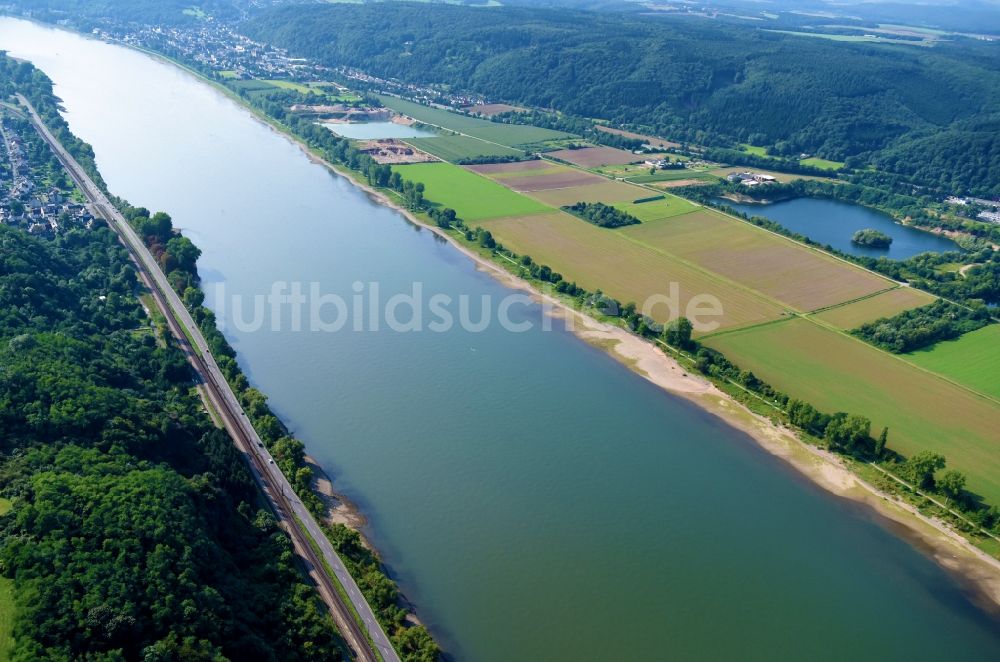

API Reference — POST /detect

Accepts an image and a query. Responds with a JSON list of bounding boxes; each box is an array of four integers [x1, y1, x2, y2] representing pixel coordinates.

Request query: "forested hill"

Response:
[[0, 58, 341, 659], [245, 3, 1000, 195]]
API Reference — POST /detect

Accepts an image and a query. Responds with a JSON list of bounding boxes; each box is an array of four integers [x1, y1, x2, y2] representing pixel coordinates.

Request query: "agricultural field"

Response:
[[625, 170, 715, 185], [464, 103, 523, 116], [465, 160, 552, 176], [547, 146, 639, 168], [620, 209, 893, 311], [227, 79, 280, 95], [812, 287, 935, 329], [612, 196, 700, 222], [704, 318, 1000, 504], [393, 162, 551, 221], [405, 135, 524, 162], [906, 325, 1000, 401], [501, 170, 607, 192], [529, 180, 651, 206], [378, 95, 573, 146], [801, 156, 845, 171], [475, 211, 786, 330], [649, 178, 717, 189]]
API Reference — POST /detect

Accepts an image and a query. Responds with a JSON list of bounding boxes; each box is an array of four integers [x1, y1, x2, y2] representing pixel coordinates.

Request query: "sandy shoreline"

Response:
[[295, 145, 1000, 612], [120, 42, 1000, 612]]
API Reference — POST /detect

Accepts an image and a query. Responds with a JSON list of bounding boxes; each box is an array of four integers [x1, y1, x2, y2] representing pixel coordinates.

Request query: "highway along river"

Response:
[[3, 17, 998, 660]]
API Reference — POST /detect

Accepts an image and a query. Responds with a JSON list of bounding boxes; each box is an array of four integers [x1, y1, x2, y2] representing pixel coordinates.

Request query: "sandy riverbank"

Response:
[[296, 146, 1000, 612], [108, 25, 1000, 621]]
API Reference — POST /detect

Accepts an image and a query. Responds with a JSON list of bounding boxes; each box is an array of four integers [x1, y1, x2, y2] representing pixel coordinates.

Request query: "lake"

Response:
[[3, 18, 998, 661], [322, 120, 438, 140], [723, 196, 960, 259]]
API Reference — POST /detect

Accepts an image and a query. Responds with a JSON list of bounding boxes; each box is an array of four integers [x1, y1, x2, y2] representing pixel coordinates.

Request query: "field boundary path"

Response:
[[18, 93, 400, 662]]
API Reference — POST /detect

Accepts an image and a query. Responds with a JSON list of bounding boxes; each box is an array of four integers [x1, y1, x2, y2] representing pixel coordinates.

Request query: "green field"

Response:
[[378, 95, 573, 146], [741, 144, 769, 157], [705, 318, 1000, 503], [613, 196, 699, 222], [394, 162, 552, 221], [800, 157, 845, 171], [812, 287, 935, 329], [227, 79, 279, 93], [405, 135, 524, 162], [625, 170, 715, 184], [906, 325, 1000, 401]]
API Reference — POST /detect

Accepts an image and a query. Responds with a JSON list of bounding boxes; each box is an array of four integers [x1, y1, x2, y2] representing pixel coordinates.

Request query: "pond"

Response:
[[321, 120, 438, 140], [722, 196, 961, 259]]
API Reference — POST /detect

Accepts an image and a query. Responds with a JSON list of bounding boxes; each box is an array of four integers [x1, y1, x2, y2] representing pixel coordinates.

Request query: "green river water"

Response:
[[2, 18, 998, 660]]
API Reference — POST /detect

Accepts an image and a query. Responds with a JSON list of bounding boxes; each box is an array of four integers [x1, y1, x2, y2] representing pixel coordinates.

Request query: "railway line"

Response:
[[18, 93, 399, 662]]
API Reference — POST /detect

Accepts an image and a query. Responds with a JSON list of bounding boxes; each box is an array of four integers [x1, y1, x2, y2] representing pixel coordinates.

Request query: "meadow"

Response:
[[613, 196, 699, 222], [620, 209, 893, 311], [705, 318, 1000, 504], [476, 211, 786, 330], [378, 95, 572, 146], [800, 156, 846, 171], [394, 162, 552, 221], [405, 135, 524, 162], [813, 287, 936, 329], [906, 325, 1000, 401]]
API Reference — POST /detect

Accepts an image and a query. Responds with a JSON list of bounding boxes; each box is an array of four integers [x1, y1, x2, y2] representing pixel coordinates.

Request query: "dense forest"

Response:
[[244, 3, 1000, 195], [0, 223, 342, 660], [0, 56, 343, 659]]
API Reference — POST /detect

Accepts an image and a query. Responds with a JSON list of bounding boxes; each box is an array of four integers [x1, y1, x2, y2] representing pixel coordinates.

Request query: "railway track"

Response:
[[18, 93, 398, 662]]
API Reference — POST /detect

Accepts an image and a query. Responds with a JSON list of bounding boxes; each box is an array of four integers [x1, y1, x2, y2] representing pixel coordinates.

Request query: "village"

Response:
[[0, 113, 95, 237]]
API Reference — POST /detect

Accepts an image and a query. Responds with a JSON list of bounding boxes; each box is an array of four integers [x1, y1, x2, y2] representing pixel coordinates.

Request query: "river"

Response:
[[723, 196, 960, 259], [3, 17, 998, 660]]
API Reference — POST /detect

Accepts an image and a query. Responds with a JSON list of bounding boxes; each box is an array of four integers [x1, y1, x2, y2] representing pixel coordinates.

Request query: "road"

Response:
[[18, 94, 400, 662]]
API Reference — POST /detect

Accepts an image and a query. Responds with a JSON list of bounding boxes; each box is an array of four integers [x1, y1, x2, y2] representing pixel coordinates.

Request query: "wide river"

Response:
[[3, 18, 998, 660]]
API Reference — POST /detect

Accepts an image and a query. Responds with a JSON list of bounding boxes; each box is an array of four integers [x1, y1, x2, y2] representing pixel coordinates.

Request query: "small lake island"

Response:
[[851, 228, 893, 249]]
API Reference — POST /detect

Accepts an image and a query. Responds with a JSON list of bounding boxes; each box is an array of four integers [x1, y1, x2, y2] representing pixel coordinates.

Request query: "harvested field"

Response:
[[476, 211, 785, 331], [705, 318, 1000, 504], [547, 146, 639, 168], [393, 162, 551, 221], [813, 288, 935, 329], [466, 160, 551, 175], [529, 180, 650, 206], [651, 178, 716, 189], [504, 170, 607, 192], [489, 167, 569, 181], [620, 209, 893, 311], [405, 135, 524, 162], [465, 103, 522, 116], [614, 196, 699, 222], [906, 324, 1000, 402], [596, 125, 679, 149]]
